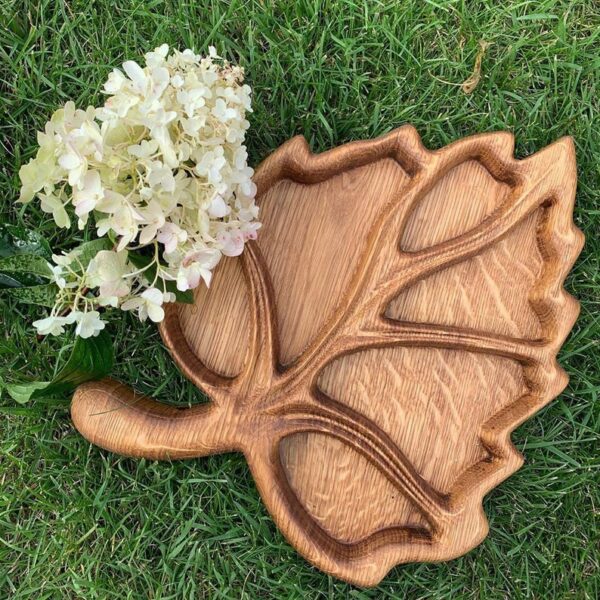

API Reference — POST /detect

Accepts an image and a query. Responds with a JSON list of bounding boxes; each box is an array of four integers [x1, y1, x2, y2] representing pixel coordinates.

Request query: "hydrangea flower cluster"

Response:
[[19, 45, 260, 337]]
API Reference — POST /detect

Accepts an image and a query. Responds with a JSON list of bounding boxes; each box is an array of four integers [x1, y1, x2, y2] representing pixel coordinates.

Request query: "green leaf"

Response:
[[73, 238, 113, 270], [3, 331, 114, 403], [175, 288, 194, 304], [51, 330, 114, 387], [0, 272, 26, 288], [0, 224, 51, 259], [0, 253, 52, 289], [128, 251, 194, 303], [3, 283, 59, 307], [3, 381, 50, 404], [0, 270, 48, 288], [0, 227, 53, 289], [0, 253, 53, 279]]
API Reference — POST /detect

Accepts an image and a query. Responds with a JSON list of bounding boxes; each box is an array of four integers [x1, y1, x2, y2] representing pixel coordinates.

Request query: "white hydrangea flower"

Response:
[[72, 311, 106, 338], [121, 287, 165, 322], [87, 250, 131, 304], [157, 222, 187, 253], [217, 229, 245, 257], [176, 249, 221, 291], [49, 264, 67, 289], [51, 249, 81, 267], [20, 45, 260, 337], [39, 192, 71, 228], [72, 170, 104, 226], [32, 314, 76, 336]]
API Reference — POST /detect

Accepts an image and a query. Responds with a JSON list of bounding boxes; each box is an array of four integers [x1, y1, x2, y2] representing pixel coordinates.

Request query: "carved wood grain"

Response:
[[71, 126, 584, 587]]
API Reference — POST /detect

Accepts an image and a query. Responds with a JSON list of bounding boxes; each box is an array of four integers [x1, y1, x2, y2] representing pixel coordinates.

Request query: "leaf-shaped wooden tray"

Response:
[[71, 127, 584, 587]]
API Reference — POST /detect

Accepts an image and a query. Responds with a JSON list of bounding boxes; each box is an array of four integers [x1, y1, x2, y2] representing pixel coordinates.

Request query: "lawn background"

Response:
[[1, 1, 598, 598]]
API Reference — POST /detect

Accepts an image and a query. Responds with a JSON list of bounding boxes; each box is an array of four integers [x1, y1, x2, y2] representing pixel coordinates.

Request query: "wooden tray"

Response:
[[71, 127, 583, 587]]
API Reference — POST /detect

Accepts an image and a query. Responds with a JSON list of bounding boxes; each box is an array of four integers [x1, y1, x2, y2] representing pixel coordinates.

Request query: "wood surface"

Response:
[[71, 126, 584, 587]]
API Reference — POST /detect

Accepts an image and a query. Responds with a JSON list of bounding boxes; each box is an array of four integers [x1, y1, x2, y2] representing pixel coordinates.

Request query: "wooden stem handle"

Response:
[[71, 379, 227, 460]]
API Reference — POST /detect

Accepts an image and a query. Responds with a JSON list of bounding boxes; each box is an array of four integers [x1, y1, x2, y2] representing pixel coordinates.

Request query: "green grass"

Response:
[[1, 1, 599, 597]]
